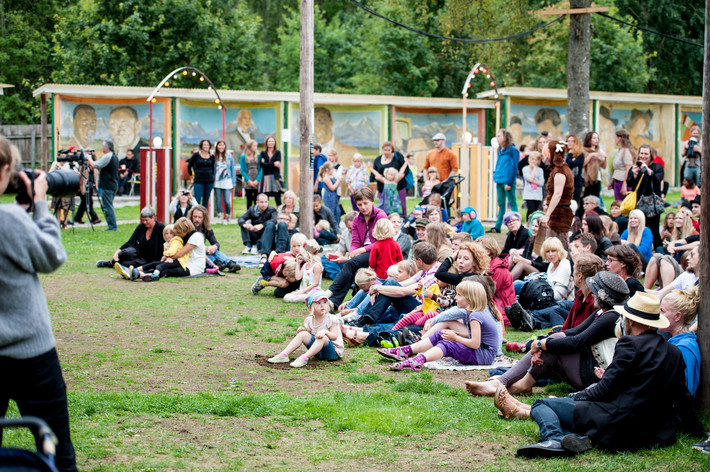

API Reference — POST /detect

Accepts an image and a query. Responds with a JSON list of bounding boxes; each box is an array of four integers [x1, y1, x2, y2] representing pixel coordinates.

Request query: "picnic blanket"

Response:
[[424, 354, 517, 371], [229, 255, 262, 268]]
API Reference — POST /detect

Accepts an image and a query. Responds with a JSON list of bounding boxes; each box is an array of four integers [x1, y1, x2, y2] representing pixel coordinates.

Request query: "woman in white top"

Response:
[[164, 230, 206, 277], [542, 236, 572, 301]]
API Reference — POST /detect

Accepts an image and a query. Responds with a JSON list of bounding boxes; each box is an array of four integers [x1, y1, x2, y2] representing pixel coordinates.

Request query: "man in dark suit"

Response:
[[516, 291, 703, 458]]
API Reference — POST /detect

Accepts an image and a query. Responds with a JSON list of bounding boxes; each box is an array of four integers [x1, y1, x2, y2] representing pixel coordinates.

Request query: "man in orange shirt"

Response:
[[423, 133, 458, 181]]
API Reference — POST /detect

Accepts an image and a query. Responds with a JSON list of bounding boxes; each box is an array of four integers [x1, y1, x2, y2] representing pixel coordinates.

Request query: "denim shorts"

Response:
[[305, 334, 340, 361]]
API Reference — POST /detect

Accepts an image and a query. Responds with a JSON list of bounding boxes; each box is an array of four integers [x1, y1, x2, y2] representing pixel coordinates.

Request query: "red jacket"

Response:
[[369, 238, 403, 279], [561, 290, 595, 330], [489, 254, 515, 326]]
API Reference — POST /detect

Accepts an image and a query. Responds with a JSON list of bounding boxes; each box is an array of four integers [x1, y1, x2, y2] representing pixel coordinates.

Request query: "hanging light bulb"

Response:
[[490, 81, 495, 87], [199, 76, 204, 82], [214, 99, 220, 104], [164, 82, 169, 87], [182, 70, 188, 75], [192, 71, 196, 76], [151, 98, 157, 103], [173, 74, 178, 79], [218, 105, 222, 110]]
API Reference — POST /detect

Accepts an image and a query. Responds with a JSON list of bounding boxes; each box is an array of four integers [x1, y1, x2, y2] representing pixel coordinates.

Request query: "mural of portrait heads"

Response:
[[509, 116, 523, 146], [598, 106, 619, 155], [534, 108, 562, 139], [109, 106, 141, 154], [314, 107, 334, 145], [72, 104, 97, 149], [237, 109, 253, 133]]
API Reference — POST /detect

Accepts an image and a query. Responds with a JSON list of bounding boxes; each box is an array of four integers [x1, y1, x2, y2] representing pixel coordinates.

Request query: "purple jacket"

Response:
[[350, 207, 387, 253]]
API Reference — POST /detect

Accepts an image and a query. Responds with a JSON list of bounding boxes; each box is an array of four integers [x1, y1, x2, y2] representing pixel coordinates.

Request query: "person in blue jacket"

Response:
[[491, 129, 520, 233], [460, 206, 484, 239]]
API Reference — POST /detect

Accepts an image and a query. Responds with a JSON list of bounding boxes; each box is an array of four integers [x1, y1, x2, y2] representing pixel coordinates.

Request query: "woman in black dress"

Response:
[[258, 136, 283, 205], [187, 139, 215, 208]]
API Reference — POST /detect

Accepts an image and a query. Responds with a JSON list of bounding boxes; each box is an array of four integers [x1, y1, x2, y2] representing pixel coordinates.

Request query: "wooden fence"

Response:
[[0, 124, 51, 168]]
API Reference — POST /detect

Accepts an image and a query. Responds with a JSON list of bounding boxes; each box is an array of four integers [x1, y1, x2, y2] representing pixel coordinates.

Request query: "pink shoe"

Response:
[[376, 347, 410, 361], [206, 267, 219, 274], [390, 357, 423, 371]]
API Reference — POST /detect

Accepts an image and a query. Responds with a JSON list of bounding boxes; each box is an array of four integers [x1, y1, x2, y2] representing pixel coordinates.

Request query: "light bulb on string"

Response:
[[218, 105, 222, 110], [192, 72, 196, 76], [173, 74, 178, 79], [214, 99, 220, 104], [490, 81, 495, 87], [199, 76, 204, 82], [151, 98, 157, 103], [164, 82, 169, 87], [182, 70, 188, 75]]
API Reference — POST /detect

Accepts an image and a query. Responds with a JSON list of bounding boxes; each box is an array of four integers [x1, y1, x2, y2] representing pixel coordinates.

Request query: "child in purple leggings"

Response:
[[377, 280, 499, 371]]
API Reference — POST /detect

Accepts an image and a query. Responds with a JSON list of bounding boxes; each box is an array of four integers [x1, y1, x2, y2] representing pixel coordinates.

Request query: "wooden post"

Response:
[[698, 0, 710, 412], [299, 0, 314, 236], [40, 94, 47, 170], [567, 0, 592, 136]]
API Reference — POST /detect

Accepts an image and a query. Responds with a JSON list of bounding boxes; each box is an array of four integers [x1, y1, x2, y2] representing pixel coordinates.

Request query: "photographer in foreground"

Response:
[[0, 136, 77, 471]]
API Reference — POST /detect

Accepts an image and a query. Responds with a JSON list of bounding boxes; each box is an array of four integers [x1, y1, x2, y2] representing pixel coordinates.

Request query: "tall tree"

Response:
[[615, 0, 704, 95], [0, 0, 64, 124], [52, 0, 263, 89], [567, 0, 592, 136]]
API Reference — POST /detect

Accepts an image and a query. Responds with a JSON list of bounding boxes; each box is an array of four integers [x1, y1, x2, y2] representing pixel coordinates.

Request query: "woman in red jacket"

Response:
[[477, 236, 516, 326]]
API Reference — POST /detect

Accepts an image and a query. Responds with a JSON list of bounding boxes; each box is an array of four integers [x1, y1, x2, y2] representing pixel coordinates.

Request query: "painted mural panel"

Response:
[[178, 102, 278, 159], [508, 102, 569, 146], [680, 109, 702, 140], [58, 99, 167, 158], [393, 109, 478, 170]]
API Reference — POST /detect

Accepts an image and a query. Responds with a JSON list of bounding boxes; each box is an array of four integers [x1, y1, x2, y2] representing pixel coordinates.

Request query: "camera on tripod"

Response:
[[56, 148, 88, 165]]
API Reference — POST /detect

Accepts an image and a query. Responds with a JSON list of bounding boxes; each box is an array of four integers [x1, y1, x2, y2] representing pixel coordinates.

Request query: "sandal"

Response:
[[494, 384, 530, 419]]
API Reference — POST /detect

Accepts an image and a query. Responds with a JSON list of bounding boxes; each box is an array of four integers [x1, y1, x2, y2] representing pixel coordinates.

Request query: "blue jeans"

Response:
[[261, 221, 290, 255], [213, 188, 232, 215], [531, 397, 577, 443], [321, 255, 344, 279], [362, 279, 420, 324], [530, 300, 573, 329], [495, 183, 518, 230], [513, 280, 525, 295], [193, 182, 214, 208], [305, 334, 340, 361], [100, 187, 117, 230], [684, 165, 701, 187], [208, 250, 231, 266]]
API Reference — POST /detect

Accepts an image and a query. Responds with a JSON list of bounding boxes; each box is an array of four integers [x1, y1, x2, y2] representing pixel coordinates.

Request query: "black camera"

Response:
[[56, 149, 88, 165], [687, 138, 699, 158], [5, 165, 81, 205]]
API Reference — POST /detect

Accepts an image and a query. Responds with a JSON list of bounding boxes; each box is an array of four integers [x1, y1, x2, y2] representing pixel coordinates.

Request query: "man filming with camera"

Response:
[[683, 125, 702, 187], [87, 139, 119, 231], [0, 136, 78, 471]]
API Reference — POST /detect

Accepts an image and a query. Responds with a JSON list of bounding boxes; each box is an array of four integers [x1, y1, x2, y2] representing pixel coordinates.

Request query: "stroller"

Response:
[[0, 416, 59, 472], [418, 174, 466, 216]]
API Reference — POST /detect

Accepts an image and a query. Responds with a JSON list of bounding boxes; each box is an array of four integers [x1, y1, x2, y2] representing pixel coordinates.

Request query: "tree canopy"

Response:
[[0, 0, 703, 124]]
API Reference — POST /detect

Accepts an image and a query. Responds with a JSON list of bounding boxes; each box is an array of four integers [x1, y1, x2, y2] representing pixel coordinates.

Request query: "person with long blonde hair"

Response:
[[660, 286, 700, 396], [620, 209, 653, 265]]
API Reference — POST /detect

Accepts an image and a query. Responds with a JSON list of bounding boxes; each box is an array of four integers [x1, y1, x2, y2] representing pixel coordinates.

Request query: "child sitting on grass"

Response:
[[118, 217, 193, 281], [459, 207, 484, 239], [283, 239, 323, 303], [268, 289, 344, 368], [314, 219, 337, 245], [251, 233, 307, 296], [377, 280, 499, 371]]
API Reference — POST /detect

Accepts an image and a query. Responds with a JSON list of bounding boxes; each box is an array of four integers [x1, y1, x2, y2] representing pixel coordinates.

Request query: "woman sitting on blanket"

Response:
[[376, 280, 500, 371], [463, 271, 630, 419]]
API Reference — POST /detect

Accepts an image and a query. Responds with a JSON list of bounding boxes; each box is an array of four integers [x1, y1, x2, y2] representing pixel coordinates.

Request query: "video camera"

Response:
[[56, 148, 89, 165]]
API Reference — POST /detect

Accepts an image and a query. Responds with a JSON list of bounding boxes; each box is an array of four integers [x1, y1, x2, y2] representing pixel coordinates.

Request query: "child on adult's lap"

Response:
[[267, 289, 344, 368], [377, 280, 499, 371]]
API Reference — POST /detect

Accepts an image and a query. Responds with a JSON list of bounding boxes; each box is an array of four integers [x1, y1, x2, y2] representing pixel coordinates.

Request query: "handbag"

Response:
[[636, 193, 665, 217], [619, 173, 643, 216]]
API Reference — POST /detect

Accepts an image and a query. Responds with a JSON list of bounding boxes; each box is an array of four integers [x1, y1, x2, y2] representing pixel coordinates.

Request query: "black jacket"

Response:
[[120, 221, 166, 263], [238, 205, 278, 228], [573, 330, 696, 451]]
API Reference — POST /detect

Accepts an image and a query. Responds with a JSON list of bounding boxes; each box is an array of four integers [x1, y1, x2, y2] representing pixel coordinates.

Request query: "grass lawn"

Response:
[[2, 193, 708, 471]]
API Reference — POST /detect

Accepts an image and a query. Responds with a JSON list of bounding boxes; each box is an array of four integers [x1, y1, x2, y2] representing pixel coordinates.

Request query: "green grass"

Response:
[[1, 190, 708, 471]]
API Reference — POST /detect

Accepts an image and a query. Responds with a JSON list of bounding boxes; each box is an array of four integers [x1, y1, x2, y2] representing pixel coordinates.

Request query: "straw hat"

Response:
[[614, 291, 668, 329]]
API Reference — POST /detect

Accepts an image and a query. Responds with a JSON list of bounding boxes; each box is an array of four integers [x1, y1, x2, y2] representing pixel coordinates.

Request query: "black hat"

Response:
[[586, 271, 629, 307]]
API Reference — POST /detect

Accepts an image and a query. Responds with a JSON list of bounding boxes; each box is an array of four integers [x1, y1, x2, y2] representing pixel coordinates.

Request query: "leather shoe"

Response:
[[516, 440, 566, 458], [561, 434, 592, 454], [507, 302, 534, 332]]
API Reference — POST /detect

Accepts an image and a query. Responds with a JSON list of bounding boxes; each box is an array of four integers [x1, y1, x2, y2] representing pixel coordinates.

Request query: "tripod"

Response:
[[72, 160, 102, 232]]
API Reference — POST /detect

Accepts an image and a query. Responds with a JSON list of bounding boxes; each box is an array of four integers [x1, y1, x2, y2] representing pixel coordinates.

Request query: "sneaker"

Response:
[[506, 341, 527, 353], [390, 358, 423, 371], [250, 246, 259, 255], [241, 247, 251, 255], [507, 302, 534, 332], [290, 356, 308, 368], [130, 268, 140, 281], [214, 260, 227, 271], [267, 354, 290, 364], [251, 276, 266, 295], [96, 260, 113, 268], [376, 347, 408, 361], [692, 437, 710, 453], [226, 260, 241, 272], [114, 263, 131, 280]]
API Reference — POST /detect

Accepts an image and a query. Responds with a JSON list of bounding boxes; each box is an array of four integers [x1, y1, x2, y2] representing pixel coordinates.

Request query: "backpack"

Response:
[[518, 276, 556, 311]]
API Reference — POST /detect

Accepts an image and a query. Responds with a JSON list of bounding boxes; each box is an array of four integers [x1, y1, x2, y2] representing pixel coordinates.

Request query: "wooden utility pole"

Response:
[[298, 0, 314, 236], [698, 0, 710, 412], [566, 0, 592, 136]]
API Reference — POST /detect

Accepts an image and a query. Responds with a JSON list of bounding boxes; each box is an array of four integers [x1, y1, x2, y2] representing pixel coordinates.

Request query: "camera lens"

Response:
[[46, 170, 81, 198]]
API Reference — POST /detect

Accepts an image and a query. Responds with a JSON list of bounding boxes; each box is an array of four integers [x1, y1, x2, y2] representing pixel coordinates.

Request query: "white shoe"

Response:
[[250, 246, 259, 255], [290, 356, 308, 368], [241, 247, 251, 255], [267, 354, 289, 364]]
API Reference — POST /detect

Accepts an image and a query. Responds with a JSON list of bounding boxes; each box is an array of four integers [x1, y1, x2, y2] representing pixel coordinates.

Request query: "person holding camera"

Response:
[[626, 144, 664, 249], [0, 136, 78, 471], [683, 125, 702, 187], [169, 189, 197, 222], [87, 139, 119, 231], [74, 148, 101, 225]]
